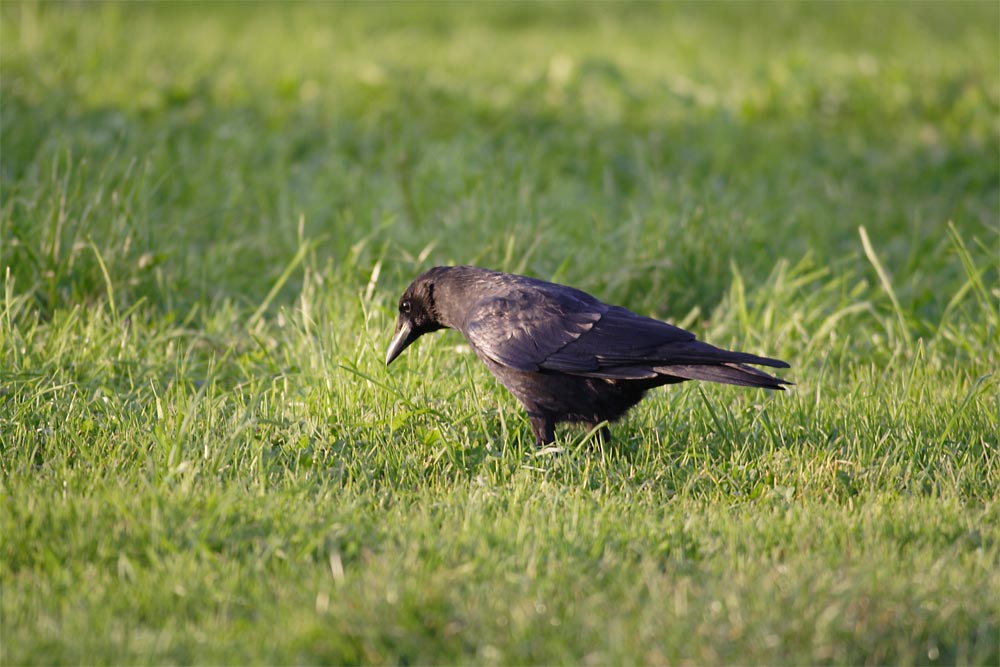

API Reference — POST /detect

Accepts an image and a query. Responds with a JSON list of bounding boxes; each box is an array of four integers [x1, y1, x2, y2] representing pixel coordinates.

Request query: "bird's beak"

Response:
[[385, 320, 414, 366]]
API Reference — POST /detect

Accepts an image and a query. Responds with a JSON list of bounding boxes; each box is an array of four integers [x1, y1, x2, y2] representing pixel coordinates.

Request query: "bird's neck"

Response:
[[430, 266, 498, 329]]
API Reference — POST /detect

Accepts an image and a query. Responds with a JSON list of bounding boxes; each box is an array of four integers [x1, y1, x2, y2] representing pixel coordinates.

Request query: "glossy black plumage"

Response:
[[386, 265, 790, 445]]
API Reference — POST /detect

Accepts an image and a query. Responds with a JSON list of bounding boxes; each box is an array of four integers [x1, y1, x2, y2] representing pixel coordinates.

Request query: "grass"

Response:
[[1, 2, 998, 664]]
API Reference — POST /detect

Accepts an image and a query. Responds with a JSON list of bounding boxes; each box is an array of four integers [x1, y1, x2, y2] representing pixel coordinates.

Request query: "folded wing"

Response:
[[462, 286, 606, 372], [466, 295, 789, 389]]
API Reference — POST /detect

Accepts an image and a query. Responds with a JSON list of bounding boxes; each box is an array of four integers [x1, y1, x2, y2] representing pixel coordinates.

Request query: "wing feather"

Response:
[[463, 287, 605, 371], [463, 287, 787, 379]]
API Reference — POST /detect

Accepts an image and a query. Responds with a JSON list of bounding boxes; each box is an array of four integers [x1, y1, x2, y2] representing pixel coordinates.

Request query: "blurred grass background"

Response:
[[1, 2, 998, 665], [5, 2, 995, 316]]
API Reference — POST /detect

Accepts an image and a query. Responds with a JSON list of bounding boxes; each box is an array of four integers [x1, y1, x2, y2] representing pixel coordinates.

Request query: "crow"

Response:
[[385, 265, 790, 446]]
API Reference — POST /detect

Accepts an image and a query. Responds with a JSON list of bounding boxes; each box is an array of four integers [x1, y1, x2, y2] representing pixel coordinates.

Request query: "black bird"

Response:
[[386, 266, 790, 446]]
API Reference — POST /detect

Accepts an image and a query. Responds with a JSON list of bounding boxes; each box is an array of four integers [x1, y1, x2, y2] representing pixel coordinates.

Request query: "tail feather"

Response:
[[667, 344, 790, 370], [723, 352, 790, 369], [654, 362, 791, 390]]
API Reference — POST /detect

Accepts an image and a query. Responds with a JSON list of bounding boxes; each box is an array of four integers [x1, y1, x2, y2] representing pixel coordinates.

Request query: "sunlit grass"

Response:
[[1, 2, 998, 665]]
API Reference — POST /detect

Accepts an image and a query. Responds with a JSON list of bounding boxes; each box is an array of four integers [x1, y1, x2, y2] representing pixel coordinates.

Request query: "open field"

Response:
[[2, 2, 998, 664]]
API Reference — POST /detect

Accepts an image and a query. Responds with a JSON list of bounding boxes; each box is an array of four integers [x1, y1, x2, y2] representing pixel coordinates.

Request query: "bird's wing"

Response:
[[463, 288, 698, 376], [542, 306, 699, 378], [462, 287, 606, 372], [546, 305, 789, 378], [465, 289, 788, 380]]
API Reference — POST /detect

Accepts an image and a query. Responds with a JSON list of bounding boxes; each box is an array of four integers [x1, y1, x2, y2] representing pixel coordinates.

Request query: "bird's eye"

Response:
[[400, 300, 411, 314]]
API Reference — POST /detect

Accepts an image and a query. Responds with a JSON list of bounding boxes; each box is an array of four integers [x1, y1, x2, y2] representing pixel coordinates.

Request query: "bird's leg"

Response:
[[586, 421, 611, 444], [527, 412, 555, 447]]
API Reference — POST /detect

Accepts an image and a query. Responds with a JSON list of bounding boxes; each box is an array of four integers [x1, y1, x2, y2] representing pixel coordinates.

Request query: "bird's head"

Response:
[[385, 269, 448, 366]]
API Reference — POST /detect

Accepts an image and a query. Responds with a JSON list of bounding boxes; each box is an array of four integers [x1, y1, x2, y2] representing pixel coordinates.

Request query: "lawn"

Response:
[[1, 2, 998, 664]]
